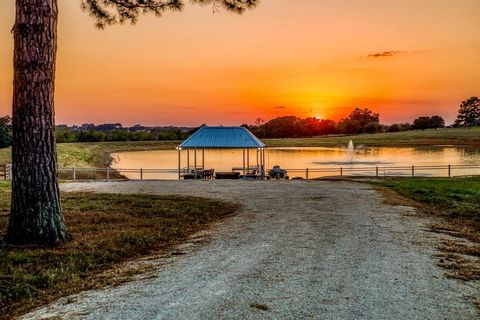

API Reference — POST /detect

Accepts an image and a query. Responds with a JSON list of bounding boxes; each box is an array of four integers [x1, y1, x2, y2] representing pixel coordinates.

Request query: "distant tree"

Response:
[[0, 116, 12, 148], [79, 123, 96, 131], [55, 126, 77, 143], [363, 122, 381, 133], [317, 119, 337, 135], [429, 115, 445, 129], [387, 123, 412, 133], [337, 108, 380, 134], [387, 124, 401, 132], [336, 118, 358, 135], [412, 116, 445, 130], [262, 116, 299, 138], [7, 0, 258, 246], [348, 108, 380, 126], [95, 123, 123, 132], [77, 130, 106, 142], [412, 117, 432, 130], [254, 118, 265, 126], [301, 118, 337, 136], [454, 97, 480, 127]]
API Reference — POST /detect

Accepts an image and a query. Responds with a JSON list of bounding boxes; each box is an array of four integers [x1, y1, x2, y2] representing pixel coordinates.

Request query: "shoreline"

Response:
[[0, 127, 478, 169]]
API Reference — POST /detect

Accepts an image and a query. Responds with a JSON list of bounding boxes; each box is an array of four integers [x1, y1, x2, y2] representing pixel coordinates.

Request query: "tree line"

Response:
[[244, 96, 479, 138], [55, 123, 193, 143], [0, 96, 478, 149]]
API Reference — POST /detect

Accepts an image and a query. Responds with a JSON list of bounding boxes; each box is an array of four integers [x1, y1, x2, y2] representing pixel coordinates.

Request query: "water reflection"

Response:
[[112, 146, 480, 180]]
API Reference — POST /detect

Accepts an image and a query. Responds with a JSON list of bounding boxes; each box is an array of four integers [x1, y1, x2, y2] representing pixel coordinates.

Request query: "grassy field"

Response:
[[0, 127, 478, 169], [375, 177, 480, 281], [377, 177, 480, 228], [265, 127, 480, 148], [0, 141, 178, 168], [0, 182, 238, 318]]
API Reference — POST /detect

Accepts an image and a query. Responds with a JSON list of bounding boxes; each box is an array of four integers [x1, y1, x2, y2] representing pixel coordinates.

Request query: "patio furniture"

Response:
[[215, 172, 240, 180], [202, 169, 215, 180]]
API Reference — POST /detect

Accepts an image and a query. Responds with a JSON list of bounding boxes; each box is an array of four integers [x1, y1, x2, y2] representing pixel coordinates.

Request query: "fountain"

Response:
[[346, 140, 354, 163]]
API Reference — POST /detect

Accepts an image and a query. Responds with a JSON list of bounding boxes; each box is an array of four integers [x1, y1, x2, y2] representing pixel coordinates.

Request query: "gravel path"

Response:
[[22, 180, 478, 319]]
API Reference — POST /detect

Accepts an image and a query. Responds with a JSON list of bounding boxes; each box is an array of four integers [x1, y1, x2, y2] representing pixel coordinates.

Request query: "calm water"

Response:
[[111, 146, 480, 180]]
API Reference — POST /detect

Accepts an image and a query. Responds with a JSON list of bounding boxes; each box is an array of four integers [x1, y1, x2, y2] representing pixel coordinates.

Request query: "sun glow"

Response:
[[0, 0, 479, 126]]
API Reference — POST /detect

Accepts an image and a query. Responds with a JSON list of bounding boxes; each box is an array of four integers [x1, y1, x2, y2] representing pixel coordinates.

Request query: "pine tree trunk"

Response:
[[5, 0, 71, 246]]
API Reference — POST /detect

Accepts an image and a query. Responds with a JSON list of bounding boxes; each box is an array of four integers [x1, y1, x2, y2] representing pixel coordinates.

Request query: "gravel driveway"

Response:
[[22, 180, 478, 319]]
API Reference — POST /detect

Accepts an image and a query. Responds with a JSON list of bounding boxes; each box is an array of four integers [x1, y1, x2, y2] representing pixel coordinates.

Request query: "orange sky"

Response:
[[1, 0, 479, 126]]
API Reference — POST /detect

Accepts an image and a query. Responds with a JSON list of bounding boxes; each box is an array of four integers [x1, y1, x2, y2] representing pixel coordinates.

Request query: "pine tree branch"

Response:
[[80, 0, 258, 28]]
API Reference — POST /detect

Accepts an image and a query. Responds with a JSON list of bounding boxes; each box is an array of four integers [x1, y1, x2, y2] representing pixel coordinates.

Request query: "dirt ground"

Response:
[[22, 180, 479, 319]]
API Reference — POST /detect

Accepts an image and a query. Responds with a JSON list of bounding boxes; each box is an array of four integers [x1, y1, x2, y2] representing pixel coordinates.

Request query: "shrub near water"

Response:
[[0, 184, 238, 318]]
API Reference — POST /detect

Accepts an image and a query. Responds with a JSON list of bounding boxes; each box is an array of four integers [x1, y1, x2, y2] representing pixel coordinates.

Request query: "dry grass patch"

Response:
[[436, 252, 480, 281], [250, 303, 270, 311], [0, 183, 239, 319]]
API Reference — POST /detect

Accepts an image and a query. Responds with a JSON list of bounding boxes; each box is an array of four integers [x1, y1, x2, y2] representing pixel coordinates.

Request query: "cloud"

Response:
[[368, 51, 403, 58]]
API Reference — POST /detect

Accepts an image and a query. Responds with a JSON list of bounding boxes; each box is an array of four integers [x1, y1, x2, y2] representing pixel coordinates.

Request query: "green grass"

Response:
[[56, 141, 179, 168], [0, 182, 238, 318], [376, 177, 480, 227], [265, 127, 480, 148], [0, 141, 179, 168]]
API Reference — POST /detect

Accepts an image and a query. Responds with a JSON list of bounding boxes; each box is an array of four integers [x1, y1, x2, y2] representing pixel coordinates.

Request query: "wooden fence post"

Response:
[[107, 167, 110, 180], [448, 164, 451, 178], [376, 166, 379, 177], [73, 167, 76, 181], [412, 165, 415, 177], [140, 168, 143, 180], [306, 168, 309, 180], [5, 164, 12, 180], [340, 167, 343, 177]]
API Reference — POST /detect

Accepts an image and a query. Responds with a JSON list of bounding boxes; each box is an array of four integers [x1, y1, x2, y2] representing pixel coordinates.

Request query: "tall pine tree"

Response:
[[5, 0, 258, 246]]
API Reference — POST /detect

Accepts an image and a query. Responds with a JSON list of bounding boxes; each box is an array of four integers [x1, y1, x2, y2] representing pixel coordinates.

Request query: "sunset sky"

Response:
[[1, 0, 479, 126]]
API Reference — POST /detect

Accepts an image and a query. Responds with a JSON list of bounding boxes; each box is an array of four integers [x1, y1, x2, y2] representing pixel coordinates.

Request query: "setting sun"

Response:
[[1, 0, 479, 126]]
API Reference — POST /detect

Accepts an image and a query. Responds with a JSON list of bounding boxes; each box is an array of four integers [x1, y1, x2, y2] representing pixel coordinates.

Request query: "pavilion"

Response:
[[177, 126, 266, 180]]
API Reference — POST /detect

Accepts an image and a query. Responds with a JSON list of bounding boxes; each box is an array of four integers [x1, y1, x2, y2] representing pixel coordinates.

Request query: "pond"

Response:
[[111, 145, 480, 180]]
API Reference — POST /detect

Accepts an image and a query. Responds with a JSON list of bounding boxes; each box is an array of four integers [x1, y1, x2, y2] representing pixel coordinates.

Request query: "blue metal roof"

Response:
[[178, 126, 265, 149]]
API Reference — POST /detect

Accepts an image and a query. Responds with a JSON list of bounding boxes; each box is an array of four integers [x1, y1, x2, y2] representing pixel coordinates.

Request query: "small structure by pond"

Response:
[[177, 126, 266, 180]]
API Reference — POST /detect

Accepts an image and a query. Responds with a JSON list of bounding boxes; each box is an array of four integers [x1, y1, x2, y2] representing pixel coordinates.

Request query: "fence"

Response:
[[1, 164, 479, 181], [59, 164, 480, 180], [57, 167, 179, 181], [284, 164, 480, 180]]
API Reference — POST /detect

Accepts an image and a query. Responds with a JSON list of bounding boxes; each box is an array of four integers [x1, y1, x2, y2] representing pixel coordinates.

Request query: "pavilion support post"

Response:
[[178, 149, 181, 180], [187, 149, 190, 172], [194, 148, 197, 180], [256, 149, 259, 173], [259, 149, 263, 179], [242, 149, 246, 179], [262, 148, 266, 179], [247, 149, 250, 174], [202, 149, 205, 171]]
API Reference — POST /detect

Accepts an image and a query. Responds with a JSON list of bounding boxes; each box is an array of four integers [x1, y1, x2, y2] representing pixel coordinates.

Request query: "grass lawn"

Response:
[[376, 177, 480, 228], [264, 127, 480, 148], [0, 141, 179, 168], [0, 181, 238, 318]]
